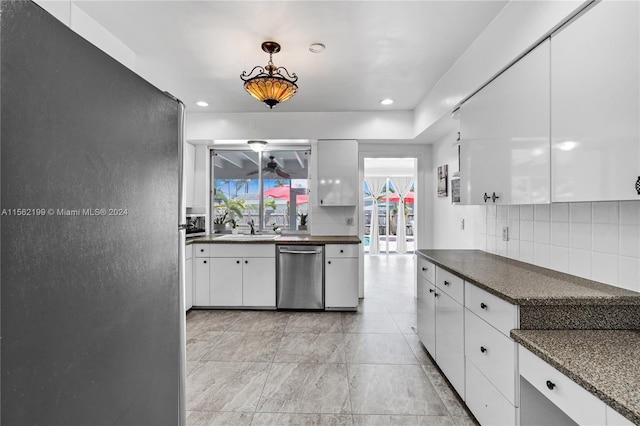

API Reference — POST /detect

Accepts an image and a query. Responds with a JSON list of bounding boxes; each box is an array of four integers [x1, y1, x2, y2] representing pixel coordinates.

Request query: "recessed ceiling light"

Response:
[[196, 101, 209, 107], [380, 98, 394, 105], [309, 43, 326, 53]]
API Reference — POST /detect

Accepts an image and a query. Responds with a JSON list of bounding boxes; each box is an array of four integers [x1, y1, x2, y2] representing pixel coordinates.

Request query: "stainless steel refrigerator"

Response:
[[1, 2, 186, 424]]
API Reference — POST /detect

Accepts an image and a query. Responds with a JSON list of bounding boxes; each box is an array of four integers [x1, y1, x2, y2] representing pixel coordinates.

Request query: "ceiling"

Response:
[[74, 1, 507, 114]]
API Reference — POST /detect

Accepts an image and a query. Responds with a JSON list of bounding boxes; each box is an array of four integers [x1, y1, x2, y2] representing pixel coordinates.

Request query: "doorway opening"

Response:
[[363, 158, 417, 255]]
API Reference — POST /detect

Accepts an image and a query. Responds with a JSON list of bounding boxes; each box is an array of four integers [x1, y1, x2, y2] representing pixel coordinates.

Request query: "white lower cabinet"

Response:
[[210, 257, 243, 306], [325, 244, 358, 310], [417, 277, 436, 355], [242, 257, 276, 307], [435, 289, 464, 395], [465, 310, 518, 405], [416, 263, 465, 397], [194, 257, 210, 306], [520, 345, 606, 426], [192, 243, 275, 308], [466, 358, 517, 426], [464, 282, 519, 425]]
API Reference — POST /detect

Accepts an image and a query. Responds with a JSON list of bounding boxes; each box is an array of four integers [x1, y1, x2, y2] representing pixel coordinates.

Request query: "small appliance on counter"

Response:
[[185, 215, 206, 237]]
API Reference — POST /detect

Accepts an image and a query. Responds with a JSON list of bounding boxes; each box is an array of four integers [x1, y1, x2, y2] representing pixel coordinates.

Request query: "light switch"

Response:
[[502, 226, 509, 241], [346, 217, 354, 226]]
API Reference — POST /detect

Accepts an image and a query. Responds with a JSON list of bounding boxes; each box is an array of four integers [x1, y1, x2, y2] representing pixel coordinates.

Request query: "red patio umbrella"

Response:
[[263, 185, 309, 203], [386, 191, 415, 203]]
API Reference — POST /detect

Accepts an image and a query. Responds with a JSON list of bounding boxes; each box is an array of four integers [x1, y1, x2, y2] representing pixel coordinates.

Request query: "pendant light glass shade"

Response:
[[243, 77, 297, 108], [241, 41, 298, 109]]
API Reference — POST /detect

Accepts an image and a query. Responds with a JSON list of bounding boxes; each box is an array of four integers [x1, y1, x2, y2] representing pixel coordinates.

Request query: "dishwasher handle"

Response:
[[279, 249, 323, 254]]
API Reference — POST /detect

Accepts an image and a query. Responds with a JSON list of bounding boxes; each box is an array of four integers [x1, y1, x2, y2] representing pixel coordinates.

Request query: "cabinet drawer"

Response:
[[325, 244, 358, 258], [417, 257, 435, 283], [466, 357, 517, 426], [519, 345, 606, 426], [436, 267, 464, 304], [210, 244, 275, 258], [465, 282, 518, 336], [194, 244, 209, 258], [465, 310, 517, 405]]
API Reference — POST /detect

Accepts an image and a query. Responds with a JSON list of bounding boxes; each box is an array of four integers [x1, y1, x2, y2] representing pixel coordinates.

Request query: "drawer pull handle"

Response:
[[480, 346, 487, 353], [444, 280, 450, 286], [328, 261, 332, 264], [546, 380, 556, 390], [480, 302, 487, 310], [492, 192, 500, 203], [422, 267, 428, 272], [203, 260, 207, 264], [236, 260, 240, 264], [200, 249, 204, 252], [245, 260, 248, 264], [434, 292, 439, 298], [483, 192, 489, 203], [340, 249, 344, 253], [429, 289, 434, 293]]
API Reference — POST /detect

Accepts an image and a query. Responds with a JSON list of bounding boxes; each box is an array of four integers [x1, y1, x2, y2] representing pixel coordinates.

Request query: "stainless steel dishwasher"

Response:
[[276, 245, 324, 310]]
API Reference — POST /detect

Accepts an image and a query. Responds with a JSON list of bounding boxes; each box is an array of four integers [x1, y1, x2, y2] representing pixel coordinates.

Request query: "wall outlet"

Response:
[[346, 217, 354, 226], [502, 226, 509, 241]]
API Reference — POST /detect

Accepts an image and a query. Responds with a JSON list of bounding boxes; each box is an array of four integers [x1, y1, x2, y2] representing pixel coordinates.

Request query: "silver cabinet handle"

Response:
[[279, 249, 322, 254]]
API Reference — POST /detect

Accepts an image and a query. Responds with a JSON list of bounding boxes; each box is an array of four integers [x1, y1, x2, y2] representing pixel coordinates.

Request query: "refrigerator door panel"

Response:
[[1, 2, 181, 424]]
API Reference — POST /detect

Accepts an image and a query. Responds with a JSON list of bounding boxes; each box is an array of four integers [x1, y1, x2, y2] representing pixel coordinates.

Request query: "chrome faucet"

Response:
[[249, 220, 255, 235]]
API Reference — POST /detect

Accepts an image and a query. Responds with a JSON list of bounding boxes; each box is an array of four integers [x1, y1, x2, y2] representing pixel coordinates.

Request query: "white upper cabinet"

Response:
[[460, 39, 551, 205], [551, 1, 640, 202], [317, 140, 358, 206]]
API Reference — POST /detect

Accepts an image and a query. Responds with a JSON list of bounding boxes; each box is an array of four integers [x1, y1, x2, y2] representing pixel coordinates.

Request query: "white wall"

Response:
[[413, 0, 585, 138], [34, 0, 136, 71], [186, 111, 414, 142], [478, 202, 640, 293], [431, 130, 481, 250]]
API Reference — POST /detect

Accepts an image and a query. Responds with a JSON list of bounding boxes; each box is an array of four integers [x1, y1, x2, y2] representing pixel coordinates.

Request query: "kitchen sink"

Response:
[[215, 234, 280, 241]]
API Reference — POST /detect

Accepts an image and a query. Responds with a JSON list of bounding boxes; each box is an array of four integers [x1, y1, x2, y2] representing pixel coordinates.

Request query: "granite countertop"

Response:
[[511, 329, 640, 425], [187, 234, 361, 245], [416, 249, 640, 306]]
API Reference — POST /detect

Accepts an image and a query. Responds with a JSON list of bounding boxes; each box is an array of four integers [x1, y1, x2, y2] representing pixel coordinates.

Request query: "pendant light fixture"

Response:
[[241, 41, 298, 109]]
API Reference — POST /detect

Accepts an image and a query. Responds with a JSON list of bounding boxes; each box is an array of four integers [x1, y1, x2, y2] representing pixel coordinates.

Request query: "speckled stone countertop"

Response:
[[511, 329, 640, 425], [416, 250, 640, 306], [187, 235, 361, 245]]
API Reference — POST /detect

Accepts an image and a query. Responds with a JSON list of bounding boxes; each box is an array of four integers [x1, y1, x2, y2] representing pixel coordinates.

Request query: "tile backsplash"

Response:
[[478, 201, 640, 292]]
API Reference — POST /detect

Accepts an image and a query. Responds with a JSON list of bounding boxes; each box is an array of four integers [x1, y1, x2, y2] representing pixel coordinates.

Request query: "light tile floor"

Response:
[[186, 255, 478, 426]]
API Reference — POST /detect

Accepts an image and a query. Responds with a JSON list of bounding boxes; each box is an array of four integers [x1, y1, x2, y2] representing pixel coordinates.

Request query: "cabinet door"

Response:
[[460, 39, 551, 205], [417, 275, 436, 352], [210, 258, 242, 307], [551, 1, 640, 202], [417, 277, 436, 356], [325, 258, 358, 308], [435, 291, 464, 396], [317, 140, 358, 206], [185, 257, 193, 311], [194, 258, 210, 306], [242, 257, 276, 307]]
